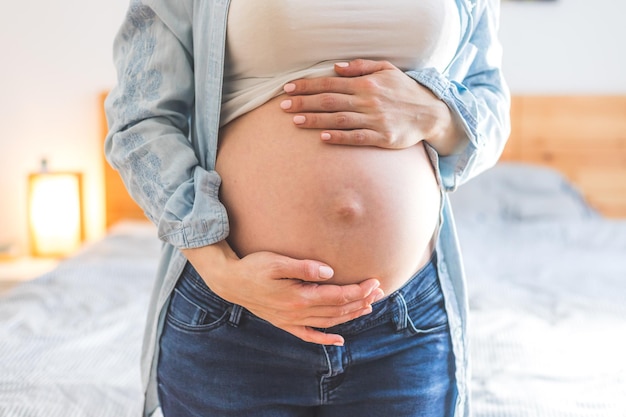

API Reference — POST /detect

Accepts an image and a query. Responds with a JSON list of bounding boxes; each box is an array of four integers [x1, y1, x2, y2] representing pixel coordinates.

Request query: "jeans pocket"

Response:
[[165, 270, 231, 333], [405, 280, 449, 335]]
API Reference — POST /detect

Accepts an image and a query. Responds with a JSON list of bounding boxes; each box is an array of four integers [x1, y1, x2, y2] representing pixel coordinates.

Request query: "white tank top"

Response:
[[221, 0, 461, 126]]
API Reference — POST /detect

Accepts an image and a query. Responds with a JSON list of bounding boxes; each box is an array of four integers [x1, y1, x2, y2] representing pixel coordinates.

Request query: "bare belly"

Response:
[[216, 95, 441, 294]]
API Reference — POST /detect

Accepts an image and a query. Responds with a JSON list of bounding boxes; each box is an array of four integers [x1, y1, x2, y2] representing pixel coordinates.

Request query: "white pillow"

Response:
[[449, 163, 598, 222]]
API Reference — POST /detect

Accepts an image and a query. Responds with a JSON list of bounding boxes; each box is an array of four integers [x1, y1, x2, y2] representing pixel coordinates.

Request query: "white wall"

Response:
[[0, 0, 624, 255], [500, 0, 626, 93], [0, 0, 128, 254]]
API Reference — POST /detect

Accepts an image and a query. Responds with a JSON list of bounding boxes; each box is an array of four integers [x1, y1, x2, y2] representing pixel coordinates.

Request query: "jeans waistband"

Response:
[[179, 253, 440, 336], [321, 253, 440, 336]]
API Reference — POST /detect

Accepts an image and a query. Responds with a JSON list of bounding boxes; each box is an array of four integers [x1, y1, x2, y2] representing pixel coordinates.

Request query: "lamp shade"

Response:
[[28, 171, 84, 257]]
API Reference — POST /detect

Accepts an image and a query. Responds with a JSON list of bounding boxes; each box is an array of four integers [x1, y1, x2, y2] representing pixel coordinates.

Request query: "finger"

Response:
[[283, 325, 345, 346], [302, 305, 374, 329], [320, 129, 384, 147], [292, 112, 369, 131], [280, 93, 356, 114], [272, 304, 372, 330], [301, 278, 382, 306], [333, 59, 396, 77], [302, 288, 385, 324], [263, 285, 384, 327], [265, 254, 335, 282], [284, 76, 356, 96], [289, 285, 383, 318]]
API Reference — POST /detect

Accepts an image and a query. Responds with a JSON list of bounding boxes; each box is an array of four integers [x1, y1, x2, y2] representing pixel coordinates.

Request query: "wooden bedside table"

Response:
[[0, 257, 58, 294]]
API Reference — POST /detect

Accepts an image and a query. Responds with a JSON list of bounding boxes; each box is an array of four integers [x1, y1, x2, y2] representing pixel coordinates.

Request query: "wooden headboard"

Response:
[[502, 95, 626, 218], [100, 93, 626, 223], [100, 92, 148, 228]]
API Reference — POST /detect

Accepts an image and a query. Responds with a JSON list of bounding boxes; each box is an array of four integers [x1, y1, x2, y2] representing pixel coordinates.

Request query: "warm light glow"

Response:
[[28, 172, 83, 257]]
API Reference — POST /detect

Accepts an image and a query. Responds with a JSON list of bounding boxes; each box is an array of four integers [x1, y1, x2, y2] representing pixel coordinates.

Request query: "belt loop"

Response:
[[228, 304, 243, 327], [393, 293, 408, 331]]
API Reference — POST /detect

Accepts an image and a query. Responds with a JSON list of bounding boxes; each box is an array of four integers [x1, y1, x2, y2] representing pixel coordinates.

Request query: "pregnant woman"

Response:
[[105, 1, 510, 416]]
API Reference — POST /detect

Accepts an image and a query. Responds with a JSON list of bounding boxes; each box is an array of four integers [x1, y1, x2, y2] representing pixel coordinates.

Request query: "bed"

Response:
[[0, 221, 159, 416], [0, 95, 625, 416], [450, 163, 626, 416]]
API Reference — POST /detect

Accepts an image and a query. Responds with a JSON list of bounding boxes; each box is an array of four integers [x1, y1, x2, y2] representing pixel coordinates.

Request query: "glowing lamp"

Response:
[[28, 163, 84, 257]]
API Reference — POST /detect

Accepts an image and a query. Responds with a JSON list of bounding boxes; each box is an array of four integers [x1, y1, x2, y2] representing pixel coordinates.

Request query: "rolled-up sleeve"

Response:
[[407, 0, 511, 191], [104, 0, 229, 248]]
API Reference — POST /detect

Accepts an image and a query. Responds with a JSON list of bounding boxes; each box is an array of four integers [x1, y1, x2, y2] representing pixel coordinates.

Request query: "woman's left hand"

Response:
[[280, 59, 460, 152]]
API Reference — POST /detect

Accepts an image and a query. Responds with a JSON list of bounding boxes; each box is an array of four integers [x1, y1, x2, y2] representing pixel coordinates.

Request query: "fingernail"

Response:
[[333, 341, 345, 347], [280, 99, 292, 110], [335, 62, 349, 68], [293, 115, 306, 125], [361, 305, 373, 316], [319, 265, 334, 279], [373, 289, 385, 302], [283, 83, 296, 93], [321, 132, 331, 141]]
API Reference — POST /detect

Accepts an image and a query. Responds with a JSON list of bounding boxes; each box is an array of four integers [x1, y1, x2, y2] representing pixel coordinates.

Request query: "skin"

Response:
[[183, 59, 466, 346]]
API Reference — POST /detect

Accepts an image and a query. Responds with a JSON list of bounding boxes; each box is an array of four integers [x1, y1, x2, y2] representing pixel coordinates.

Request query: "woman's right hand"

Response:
[[182, 241, 384, 346]]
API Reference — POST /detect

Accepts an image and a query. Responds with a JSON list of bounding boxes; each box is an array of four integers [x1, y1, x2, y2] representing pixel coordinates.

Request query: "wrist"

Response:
[[424, 101, 468, 156], [181, 240, 239, 295]]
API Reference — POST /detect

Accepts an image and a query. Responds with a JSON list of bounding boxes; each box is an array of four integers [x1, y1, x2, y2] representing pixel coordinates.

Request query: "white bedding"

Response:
[[0, 163, 624, 416], [451, 163, 626, 417], [0, 222, 160, 417]]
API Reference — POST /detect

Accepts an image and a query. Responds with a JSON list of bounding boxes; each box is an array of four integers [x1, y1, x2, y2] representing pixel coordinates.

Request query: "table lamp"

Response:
[[28, 160, 84, 257]]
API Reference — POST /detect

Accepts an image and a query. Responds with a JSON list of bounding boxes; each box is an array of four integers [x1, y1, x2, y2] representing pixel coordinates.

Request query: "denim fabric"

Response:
[[158, 257, 456, 417], [105, 1, 510, 415]]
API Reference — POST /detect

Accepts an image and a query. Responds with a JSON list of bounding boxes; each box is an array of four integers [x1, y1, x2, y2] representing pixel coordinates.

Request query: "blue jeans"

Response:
[[157, 255, 456, 417]]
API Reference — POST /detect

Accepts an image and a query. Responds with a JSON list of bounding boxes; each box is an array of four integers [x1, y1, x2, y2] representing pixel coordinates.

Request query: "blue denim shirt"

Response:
[[105, 1, 510, 416]]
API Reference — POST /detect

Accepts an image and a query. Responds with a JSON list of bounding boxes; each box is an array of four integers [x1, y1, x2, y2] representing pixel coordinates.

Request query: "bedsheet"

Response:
[[459, 219, 626, 416], [452, 163, 626, 417], [0, 222, 160, 417]]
